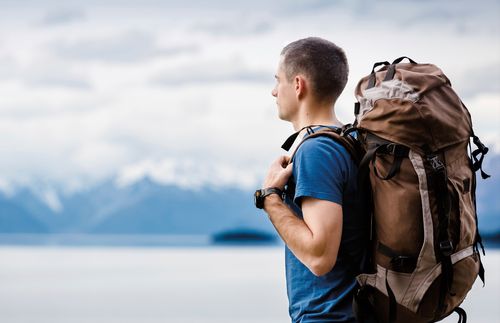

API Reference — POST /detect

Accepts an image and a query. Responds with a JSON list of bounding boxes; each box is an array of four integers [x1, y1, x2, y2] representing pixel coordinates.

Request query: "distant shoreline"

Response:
[[0, 233, 284, 248], [0, 233, 498, 249]]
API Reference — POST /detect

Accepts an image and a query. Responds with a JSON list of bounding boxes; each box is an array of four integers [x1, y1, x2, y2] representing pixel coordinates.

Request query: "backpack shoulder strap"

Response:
[[289, 126, 364, 166]]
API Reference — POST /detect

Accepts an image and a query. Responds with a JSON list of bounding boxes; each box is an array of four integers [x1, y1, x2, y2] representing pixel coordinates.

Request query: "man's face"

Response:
[[271, 57, 298, 122]]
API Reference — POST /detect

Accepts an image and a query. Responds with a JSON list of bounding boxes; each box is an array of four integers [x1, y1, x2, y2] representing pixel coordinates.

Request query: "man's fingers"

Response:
[[278, 155, 291, 167], [263, 158, 293, 189]]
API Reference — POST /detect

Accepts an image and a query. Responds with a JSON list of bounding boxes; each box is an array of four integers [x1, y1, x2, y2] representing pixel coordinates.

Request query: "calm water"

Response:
[[0, 246, 498, 323]]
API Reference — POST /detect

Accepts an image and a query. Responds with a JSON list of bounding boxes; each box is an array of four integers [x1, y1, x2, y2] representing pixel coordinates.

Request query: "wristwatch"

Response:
[[254, 187, 284, 209]]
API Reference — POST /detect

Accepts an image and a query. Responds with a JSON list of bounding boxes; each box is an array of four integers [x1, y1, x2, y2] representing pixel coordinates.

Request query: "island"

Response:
[[212, 228, 277, 246]]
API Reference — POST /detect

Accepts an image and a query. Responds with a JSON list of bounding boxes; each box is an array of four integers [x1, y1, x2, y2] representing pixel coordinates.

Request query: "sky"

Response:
[[0, 0, 499, 198]]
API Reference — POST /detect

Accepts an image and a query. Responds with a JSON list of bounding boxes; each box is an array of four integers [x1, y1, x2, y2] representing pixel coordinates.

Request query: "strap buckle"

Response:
[[340, 123, 354, 136], [390, 255, 416, 272], [439, 240, 454, 257], [428, 155, 445, 172], [385, 143, 397, 154]]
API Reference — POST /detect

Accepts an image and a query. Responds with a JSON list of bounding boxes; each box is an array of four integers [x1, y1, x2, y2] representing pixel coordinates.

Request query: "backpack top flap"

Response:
[[355, 62, 473, 153]]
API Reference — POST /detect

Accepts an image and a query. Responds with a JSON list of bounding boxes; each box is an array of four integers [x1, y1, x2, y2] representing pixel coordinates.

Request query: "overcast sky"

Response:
[[0, 0, 499, 202]]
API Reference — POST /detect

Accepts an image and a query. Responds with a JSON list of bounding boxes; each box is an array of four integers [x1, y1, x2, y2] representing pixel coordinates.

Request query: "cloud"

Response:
[[40, 8, 86, 26], [0, 0, 498, 195], [452, 64, 500, 99], [0, 55, 17, 79], [0, 178, 14, 197], [191, 17, 273, 36], [464, 93, 500, 152], [279, 0, 339, 14], [152, 58, 271, 86], [115, 158, 261, 190], [0, 56, 91, 89], [52, 31, 199, 63], [281, 0, 499, 35], [392, 1, 499, 35], [35, 187, 63, 212], [25, 70, 91, 89]]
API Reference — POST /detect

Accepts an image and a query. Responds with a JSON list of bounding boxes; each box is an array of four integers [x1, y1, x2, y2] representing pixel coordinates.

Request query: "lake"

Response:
[[0, 246, 498, 323]]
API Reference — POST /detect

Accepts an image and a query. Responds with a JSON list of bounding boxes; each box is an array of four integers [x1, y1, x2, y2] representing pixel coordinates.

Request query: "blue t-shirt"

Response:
[[284, 126, 366, 323]]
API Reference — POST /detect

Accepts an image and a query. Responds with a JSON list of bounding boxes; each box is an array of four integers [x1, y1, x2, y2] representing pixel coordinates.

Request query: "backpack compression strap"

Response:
[[425, 153, 455, 316]]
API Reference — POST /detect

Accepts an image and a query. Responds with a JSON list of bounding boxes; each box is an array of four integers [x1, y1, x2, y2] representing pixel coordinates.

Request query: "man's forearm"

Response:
[[263, 194, 325, 273]]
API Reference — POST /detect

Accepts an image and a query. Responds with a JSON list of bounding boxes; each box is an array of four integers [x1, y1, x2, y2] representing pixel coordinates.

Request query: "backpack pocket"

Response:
[[446, 151, 476, 251]]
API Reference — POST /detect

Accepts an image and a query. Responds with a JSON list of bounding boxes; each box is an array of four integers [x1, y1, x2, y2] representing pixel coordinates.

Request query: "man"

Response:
[[255, 37, 366, 322]]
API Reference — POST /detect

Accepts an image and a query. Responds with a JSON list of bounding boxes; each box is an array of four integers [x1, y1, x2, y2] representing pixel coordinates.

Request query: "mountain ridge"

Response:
[[1, 153, 499, 239]]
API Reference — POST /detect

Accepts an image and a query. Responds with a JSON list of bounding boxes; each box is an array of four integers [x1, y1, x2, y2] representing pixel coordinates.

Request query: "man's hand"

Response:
[[263, 156, 293, 189]]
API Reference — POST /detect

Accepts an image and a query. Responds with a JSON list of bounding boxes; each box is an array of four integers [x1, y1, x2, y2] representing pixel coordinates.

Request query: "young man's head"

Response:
[[271, 37, 348, 122]]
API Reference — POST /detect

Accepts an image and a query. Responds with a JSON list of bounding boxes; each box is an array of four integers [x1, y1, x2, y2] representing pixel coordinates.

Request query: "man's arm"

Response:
[[264, 195, 342, 276], [261, 155, 342, 277]]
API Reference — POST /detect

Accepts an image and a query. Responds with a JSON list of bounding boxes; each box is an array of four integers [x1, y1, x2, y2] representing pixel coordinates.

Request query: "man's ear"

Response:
[[295, 75, 307, 100]]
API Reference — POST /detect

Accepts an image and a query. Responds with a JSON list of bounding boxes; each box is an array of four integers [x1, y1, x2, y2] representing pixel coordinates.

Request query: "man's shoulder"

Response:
[[296, 134, 351, 163]]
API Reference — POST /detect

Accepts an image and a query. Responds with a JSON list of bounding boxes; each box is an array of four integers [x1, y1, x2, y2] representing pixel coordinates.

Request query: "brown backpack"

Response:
[[352, 57, 490, 323]]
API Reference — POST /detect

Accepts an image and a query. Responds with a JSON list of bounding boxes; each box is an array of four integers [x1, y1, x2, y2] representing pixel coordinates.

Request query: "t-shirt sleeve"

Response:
[[292, 136, 350, 206]]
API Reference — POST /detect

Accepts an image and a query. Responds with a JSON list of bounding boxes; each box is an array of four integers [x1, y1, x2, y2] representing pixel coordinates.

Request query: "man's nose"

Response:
[[271, 88, 277, 97]]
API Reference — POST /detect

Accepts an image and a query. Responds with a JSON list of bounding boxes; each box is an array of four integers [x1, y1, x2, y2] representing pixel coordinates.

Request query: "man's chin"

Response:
[[277, 110, 288, 121]]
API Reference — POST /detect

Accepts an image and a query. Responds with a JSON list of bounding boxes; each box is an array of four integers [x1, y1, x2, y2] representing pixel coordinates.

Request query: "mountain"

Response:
[[475, 152, 500, 234], [0, 177, 272, 237], [0, 152, 498, 240], [0, 196, 48, 233]]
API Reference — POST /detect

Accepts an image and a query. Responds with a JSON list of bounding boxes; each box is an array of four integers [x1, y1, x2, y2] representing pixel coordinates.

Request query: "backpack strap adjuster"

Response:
[[439, 240, 454, 257], [390, 255, 417, 272], [428, 155, 445, 172]]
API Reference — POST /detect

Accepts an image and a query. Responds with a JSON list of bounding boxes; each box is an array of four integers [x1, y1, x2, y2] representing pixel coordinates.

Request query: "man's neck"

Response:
[[292, 110, 343, 132]]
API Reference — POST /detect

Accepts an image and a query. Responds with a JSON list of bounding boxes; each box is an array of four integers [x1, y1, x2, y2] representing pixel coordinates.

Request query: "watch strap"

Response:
[[255, 187, 283, 209], [261, 187, 283, 198]]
